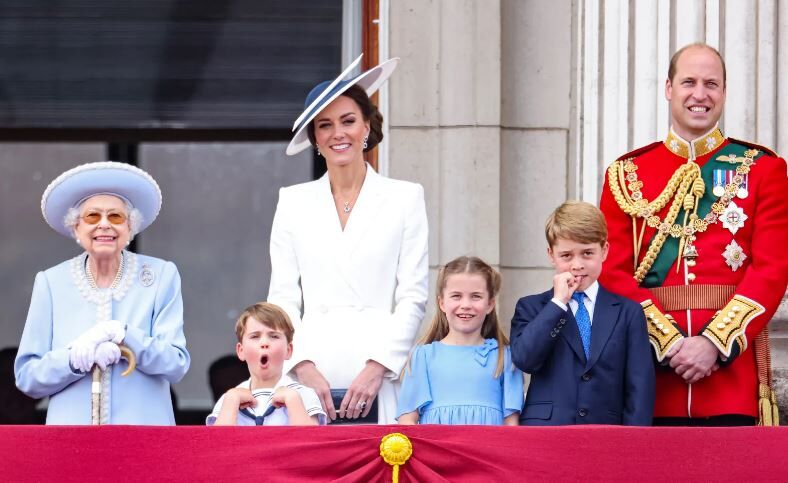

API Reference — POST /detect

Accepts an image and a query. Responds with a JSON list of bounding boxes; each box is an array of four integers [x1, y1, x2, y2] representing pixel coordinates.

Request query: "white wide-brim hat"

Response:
[[41, 161, 162, 237], [286, 54, 399, 155]]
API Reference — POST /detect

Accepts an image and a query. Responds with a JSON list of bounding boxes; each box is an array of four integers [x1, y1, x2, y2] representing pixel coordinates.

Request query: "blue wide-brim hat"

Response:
[[286, 54, 399, 155], [41, 161, 162, 237]]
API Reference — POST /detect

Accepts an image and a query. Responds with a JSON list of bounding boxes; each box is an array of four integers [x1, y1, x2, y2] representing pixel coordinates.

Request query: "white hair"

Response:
[[63, 198, 143, 241]]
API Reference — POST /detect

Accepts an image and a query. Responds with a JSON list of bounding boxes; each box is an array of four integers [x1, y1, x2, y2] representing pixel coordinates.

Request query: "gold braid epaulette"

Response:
[[607, 160, 700, 283]]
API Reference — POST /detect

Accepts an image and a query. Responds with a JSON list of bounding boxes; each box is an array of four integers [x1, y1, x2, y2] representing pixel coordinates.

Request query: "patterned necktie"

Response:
[[571, 291, 592, 359]]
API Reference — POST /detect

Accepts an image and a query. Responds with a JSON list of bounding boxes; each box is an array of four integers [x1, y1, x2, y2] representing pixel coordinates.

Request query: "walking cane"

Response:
[[91, 345, 137, 425]]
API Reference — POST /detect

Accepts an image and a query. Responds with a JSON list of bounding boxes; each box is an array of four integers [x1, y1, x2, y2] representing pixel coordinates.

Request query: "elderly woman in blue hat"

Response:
[[268, 56, 428, 424], [15, 162, 190, 425]]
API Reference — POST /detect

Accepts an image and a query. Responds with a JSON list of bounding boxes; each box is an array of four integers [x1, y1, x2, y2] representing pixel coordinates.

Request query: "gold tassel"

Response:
[[771, 390, 780, 426], [758, 383, 779, 426]]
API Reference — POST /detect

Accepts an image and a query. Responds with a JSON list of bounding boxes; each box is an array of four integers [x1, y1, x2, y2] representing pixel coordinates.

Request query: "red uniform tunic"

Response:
[[599, 128, 788, 418]]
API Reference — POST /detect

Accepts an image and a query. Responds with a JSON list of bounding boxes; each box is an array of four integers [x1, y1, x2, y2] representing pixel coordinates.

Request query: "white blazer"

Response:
[[267, 164, 428, 423]]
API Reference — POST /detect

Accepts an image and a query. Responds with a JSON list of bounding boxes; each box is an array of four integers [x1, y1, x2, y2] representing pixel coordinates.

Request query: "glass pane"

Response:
[[139, 142, 311, 410], [0, 143, 105, 352]]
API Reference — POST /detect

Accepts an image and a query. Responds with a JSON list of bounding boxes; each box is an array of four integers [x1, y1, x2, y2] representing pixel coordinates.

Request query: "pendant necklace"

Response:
[[343, 202, 351, 213]]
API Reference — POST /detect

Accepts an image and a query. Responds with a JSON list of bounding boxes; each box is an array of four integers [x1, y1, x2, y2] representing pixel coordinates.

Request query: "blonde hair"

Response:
[[414, 256, 508, 378], [234, 302, 294, 343], [545, 201, 608, 248]]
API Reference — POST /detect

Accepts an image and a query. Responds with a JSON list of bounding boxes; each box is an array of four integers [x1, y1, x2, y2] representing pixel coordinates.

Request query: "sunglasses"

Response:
[[81, 211, 128, 225]]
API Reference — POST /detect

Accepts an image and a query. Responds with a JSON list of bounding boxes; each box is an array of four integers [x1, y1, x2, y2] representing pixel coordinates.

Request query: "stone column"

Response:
[[387, 0, 501, 323], [498, 0, 574, 330]]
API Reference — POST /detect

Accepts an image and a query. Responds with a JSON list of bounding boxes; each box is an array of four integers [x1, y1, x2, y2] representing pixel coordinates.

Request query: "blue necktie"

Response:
[[240, 404, 277, 425], [572, 291, 592, 360]]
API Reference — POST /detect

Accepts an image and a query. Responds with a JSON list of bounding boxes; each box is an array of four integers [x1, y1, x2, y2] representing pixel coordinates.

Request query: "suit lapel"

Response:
[[553, 293, 587, 365], [587, 286, 621, 368], [341, 165, 386, 256], [313, 174, 362, 298]]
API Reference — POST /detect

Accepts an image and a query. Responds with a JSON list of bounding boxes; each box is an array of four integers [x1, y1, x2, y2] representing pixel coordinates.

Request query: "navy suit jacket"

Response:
[[510, 284, 655, 426]]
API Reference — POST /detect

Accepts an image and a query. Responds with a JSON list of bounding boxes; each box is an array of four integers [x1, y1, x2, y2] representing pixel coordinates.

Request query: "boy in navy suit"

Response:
[[511, 201, 655, 425]]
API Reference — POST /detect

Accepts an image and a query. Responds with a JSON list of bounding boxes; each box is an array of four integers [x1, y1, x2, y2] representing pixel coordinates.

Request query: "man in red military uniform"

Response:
[[599, 43, 788, 425]]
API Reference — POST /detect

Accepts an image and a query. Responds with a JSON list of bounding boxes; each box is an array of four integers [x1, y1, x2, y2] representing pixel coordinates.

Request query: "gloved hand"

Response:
[[94, 341, 121, 371], [68, 322, 124, 373], [101, 320, 126, 344]]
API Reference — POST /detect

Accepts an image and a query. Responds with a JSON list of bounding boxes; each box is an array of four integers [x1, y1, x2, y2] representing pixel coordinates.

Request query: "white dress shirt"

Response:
[[550, 280, 599, 326]]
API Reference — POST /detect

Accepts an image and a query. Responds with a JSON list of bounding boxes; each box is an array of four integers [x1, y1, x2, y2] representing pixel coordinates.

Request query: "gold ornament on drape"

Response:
[[380, 432, 413, 483]]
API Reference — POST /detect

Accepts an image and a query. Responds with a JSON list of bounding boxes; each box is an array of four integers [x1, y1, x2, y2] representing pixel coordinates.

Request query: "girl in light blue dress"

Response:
[[397, 256, 524, 425]]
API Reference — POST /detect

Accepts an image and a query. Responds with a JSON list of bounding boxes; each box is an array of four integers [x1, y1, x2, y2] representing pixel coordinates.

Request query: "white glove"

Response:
[[68, 321, 124, 373], [94, 341, 121, 371], [101, 320, 126, 344]]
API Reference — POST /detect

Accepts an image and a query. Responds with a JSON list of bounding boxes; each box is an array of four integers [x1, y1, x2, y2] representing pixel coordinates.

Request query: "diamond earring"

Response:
[[363, 136, 368, 149]]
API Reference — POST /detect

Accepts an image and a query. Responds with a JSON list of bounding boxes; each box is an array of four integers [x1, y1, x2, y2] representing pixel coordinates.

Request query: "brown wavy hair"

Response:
[[413, 256, 508, 378]]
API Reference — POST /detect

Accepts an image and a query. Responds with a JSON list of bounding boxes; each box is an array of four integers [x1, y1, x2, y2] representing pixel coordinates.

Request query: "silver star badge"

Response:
[[670, 139, 679, 152], [722, 240, 747, 271], [718, 201, 748, 235], [706, 136, 717, 150]]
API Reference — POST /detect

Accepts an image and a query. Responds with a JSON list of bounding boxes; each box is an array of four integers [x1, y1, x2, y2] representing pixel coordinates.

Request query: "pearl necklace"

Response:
[[85, 252, 125, 290], [71, 250, 138, 306]]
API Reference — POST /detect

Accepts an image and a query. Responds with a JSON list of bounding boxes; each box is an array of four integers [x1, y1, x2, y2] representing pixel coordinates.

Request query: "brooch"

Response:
[[139, 264, 155, 287], [719, 201, 748, 235], [722, 240, 747, 271]]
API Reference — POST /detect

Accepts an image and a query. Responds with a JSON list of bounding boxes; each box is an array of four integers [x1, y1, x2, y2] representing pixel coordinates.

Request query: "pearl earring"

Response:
[[316, 146, 322, 157]]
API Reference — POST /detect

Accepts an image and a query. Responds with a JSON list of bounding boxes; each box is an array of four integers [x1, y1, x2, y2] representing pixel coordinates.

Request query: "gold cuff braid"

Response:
[[641, 300, 684, 362], [702, 294, 765, 358]]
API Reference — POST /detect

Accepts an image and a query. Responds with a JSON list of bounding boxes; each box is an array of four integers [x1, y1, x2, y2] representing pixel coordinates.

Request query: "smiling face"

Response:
[[548, 238, 609, 293], [665, 46, 726, 140], [236, 316, 292, 388], [313, 95, 370, 168], [74, 194, 131, 259], [438, 273, 495, 344]]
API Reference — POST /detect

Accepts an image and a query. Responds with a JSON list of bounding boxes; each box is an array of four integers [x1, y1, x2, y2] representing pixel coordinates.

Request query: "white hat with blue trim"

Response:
[[41, 161, 162, 237], [286, 54, 399, 155]]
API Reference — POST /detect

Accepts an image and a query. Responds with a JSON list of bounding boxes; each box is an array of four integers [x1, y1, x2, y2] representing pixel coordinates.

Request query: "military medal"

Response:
[[736, 173, 749, 199], [139, 264, 155, 287], [722, 240, 747, 271], [719, 201, 748, 235], [712, 169, 726, 197]]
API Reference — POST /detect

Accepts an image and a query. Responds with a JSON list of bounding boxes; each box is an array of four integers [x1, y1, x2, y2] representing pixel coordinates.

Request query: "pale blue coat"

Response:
[[15, 253, 190, 425]]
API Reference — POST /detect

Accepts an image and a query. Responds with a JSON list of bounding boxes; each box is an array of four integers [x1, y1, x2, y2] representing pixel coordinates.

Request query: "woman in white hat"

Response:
[[268, 55, 429, 424], [15, 162, 190, 425]]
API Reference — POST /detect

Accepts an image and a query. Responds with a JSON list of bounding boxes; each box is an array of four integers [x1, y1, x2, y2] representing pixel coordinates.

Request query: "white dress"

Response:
[[267, 164, 429, 423]]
